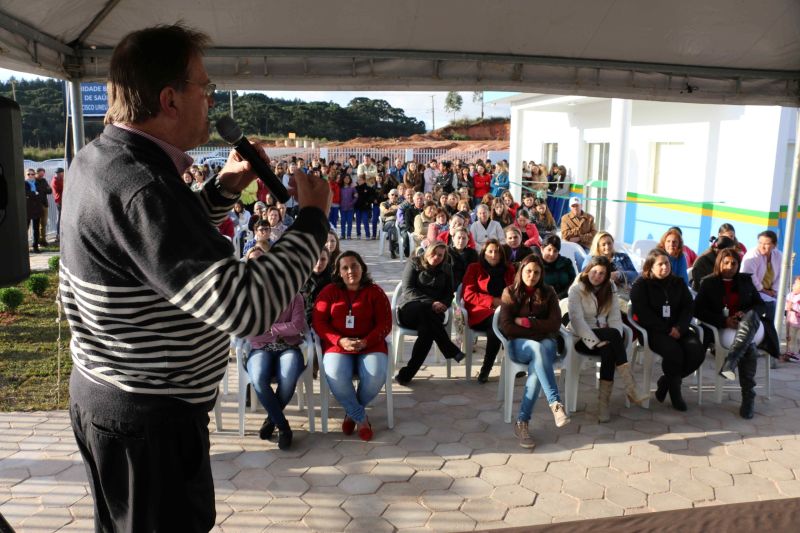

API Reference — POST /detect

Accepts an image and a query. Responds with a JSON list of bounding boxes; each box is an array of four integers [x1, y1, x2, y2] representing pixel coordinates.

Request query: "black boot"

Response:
[[667, 376, 687, 411], [719, 310, 761, 381], [655, 375, 668, 403], [738, 345, 758, 419]]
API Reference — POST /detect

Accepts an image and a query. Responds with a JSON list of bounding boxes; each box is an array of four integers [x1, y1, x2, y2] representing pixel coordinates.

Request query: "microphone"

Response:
[[215, 116, 290, 203]]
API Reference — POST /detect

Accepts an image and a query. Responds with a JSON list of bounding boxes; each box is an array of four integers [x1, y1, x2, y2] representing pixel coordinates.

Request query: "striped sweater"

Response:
[[61, 125, 327, 407]]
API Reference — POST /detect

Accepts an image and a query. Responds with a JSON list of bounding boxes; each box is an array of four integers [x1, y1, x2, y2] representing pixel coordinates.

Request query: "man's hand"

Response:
[[296, 168, 331, 215], [216, 142, 269, 194], [432, 302, 447, 314]]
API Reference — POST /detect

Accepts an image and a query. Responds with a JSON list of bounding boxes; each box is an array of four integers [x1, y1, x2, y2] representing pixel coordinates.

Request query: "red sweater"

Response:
[[436, 228, 476, 249], [329, 179, 341, 205], [462, 261, 516, 326], [313, 283, 392, 355], [515, 221, 541, 247], [51, 175, 64, 205], [473, 173, 492, 200]]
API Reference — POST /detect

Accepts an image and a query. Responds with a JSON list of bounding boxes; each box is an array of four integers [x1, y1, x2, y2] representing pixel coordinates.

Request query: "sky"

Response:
[[0, 68, 511, 130]]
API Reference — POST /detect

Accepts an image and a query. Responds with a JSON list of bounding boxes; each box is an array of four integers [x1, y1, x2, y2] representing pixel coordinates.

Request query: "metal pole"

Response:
[[774, 109, 800, 336], [430, 95, 435, 130], [68, 80, 85, 156], [229, 90, 234, 119]]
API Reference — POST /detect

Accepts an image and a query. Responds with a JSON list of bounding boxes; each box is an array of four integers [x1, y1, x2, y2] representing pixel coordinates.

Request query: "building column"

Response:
[[508, 106, 525, 202], [68, 80, 85, 156], [605, 98, 631, 240]]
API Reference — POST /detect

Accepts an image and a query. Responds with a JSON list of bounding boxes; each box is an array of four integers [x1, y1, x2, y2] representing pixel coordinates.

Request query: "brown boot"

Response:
[[514, 421, 536, 449], [598, 380, 613, 423], [549, 401, 571, 428], [616, 362, 648, 405]]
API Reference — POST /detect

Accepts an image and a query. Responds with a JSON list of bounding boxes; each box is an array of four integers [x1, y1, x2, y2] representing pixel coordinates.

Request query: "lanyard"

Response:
[[344, 289, 360, 315]]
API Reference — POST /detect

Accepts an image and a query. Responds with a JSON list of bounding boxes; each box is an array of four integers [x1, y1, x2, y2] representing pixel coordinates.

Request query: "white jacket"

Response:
[[470, 220, 505, 248], [567, 281, 622, 349], [740, 247, 782, 296]]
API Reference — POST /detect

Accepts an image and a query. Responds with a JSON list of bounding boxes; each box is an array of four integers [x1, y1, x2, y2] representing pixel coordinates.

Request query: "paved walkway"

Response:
[[3, 238, 800, 532]]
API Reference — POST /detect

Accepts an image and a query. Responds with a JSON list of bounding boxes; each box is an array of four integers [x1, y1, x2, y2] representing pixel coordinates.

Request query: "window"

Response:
[[586, 143, 610, 182], [542, 143, 558, 169], [651, 142, 686, 195]]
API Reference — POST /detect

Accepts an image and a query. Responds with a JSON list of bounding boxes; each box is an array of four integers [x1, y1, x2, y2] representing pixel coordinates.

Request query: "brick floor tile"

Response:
[[471, 452, 510, 467], [300, 486, 348, 508], [303, 506, 351, 532], [749, 460, 795, 481], [479, 465, 521, 487], [341, 494, 388, 518], [267, 476, 309, 498], [546, 460, 587, 481], [344, 517, 395, 532], [521, 471, 563, 493], [647, 491, 693, 511], [627, 472, 670, 495], [579, 498, 625, 518], [606, 485, 647, 509], [462, 497, 509, 522], [563, 478, 605, 500], [503, 506, 552, 526], [382, 501, 431, 529], [441, 460, 481, 479], [420, 489, 464, 512], [425, 510, 477, 532], [648, 460, 692, 481], [451, 477, 494, 499], [338, 474, 382, 495], [491, 484, 536, 508], [708, 455, 751, 475], [533, 492, 579, 518], [262, 497, 309, 523], [408, 470, 454, 491]]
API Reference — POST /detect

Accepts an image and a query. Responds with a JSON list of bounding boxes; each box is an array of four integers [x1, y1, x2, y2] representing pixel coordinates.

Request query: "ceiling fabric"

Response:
[[0, 0, 798, 105]]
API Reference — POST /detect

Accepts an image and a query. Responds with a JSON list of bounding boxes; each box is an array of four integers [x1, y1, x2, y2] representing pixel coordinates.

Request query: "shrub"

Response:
[[25, 273, 50, 297], [0, 287, 24, 312], [48, 255, 60, 272], [450, 133, 470, 141]]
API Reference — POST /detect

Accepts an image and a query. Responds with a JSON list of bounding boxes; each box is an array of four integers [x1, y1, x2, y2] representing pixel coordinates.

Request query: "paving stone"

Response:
[[461, 497, 508, 522], [301, 448, 343, 468], [225, 490, 270, 512], [420, 489, 465, 512], [440, 460, 480, 479], [708, 455, 751, 475], [403, 452, 445, 471], [648, 460, 692, 481], [303, 506, 351, 532], [382, 501, 431, 529], [471, 452, 510, 467], [648, 492, 693, 512], [546, 460, 587, 481], [749, 460, 795, 481], [606, 485, 647, 509], [262, 497, 309, 522], [765, 449, 800, 469], [503, 506, 552, 526], [268, 476, 309, 498], [691, 465, 733, 488], [374, 480, 425, 503], [334, 456, 377, 476], [579, 499, 625, 518], [608, 455, 649, 475], [300, 486, 348, 508], [408, 470, 454, 491], [731, 473, 780, 498], [393, 421, 430, 436], [425, 510, 477, 532], [776, 480, 800, 497], [342, 494, 388, 518], [344, 517, 395, 533], [490, 485, 535, 509], [627, 473, 670, 495], [434, 443, 472, 460], [670, 478, 714, 502], [219, 510, 268, 532], [367, 445, 408, 463], [338, 474, 383, 495], [267, 458, 309, 477], [521, 471, 563, 493], [533, 492, 579, 518], [563, 478, 605, 500], [479, 465, 521, 487], [505, 454, 547, 473], [20, 504, 72, 531], [450, 477, 494, 499], [726, 443, 767, 462], [571, 449, 611, 468], [428, 426, 466, 444], [398, 436, 437, 452], [301, 466, 345, 487]]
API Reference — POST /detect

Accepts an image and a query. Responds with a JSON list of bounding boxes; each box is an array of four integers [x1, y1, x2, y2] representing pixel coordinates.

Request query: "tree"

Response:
[[444, 91, 463, 122], [473, 91, 484, 119]]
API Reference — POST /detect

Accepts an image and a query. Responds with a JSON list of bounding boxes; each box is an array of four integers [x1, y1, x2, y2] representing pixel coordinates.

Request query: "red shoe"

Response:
[[358, 422, 373, 442], [342, 416, 356, 435]]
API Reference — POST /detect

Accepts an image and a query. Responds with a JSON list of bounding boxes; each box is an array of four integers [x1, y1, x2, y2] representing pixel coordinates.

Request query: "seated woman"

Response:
[[514, 210, 542, 248], [412, 201, 438, 250], [690, 236, 736, 292], [630, 249, 705, 411], [568, 256, 647, 422], [582, 231, 639, 296], [490, 198, 514, 228], [244, 247, 307, 450], [470, 204, 505, 248], [500, 255, 570, 449], [449, 228, 479, 288], [325, 230, 341, 265], [435, 213, 476, 249], [500, 190, 519, 219], [541, 235, 576, 299], [502, 226, 535, 267], [530, 198, 557, 238], [312, 251, 392, 441], [715, 223, 747, 257], [463, 239, 516, 383], [694, 249, 779, 419], [396, 243, 465, 385], [658, 228, 689, 285]]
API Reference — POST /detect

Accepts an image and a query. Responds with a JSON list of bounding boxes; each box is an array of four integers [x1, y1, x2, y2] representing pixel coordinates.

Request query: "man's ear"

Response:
[[159, 86, 180, 119]]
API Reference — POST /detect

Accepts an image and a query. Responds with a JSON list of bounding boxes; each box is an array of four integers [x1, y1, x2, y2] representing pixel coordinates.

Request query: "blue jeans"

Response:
[[509, 338, 561, 422], [329, 205, 340, 230], [322, 352, 387, 423], [245, 348, 305, 430], [355, 209, 371, 238], [340, 209, 353, 238], [371, 204, 381, 236]]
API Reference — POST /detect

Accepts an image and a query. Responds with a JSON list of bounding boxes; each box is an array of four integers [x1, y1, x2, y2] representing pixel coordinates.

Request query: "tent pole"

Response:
[[774, 109, 800, 339], [68, 80, 85, 156]]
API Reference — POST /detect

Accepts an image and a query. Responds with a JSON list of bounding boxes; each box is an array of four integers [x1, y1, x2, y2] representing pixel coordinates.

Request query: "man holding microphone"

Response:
[[61, 24, 330, 532]]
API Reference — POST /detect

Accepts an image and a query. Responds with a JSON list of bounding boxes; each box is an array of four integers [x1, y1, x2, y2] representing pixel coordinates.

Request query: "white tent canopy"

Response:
[[0, 0, 798, 105]]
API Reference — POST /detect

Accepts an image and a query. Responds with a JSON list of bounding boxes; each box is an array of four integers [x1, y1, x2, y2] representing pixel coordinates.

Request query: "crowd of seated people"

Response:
[[200, 153, 792, 450]]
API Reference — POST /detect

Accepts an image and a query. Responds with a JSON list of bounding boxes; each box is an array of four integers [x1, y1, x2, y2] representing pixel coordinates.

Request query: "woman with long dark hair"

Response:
[[630, 249, 704, 411], [395, 243, 465, 385], [568, 256, 647, 422], [463, 239, 516, 382], [500, 255, 570, 449]]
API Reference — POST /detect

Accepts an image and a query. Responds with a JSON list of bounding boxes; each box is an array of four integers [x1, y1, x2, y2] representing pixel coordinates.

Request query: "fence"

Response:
[[187, 146, 492, 165]]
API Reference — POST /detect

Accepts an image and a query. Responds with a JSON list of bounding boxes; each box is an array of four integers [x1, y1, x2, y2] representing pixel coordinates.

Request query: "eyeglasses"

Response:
[[26, 173, 35, 176], [184, 79, 216, 97]]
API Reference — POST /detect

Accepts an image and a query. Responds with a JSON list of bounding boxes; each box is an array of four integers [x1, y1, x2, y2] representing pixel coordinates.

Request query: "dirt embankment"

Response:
[[325, 119, 510, 152]]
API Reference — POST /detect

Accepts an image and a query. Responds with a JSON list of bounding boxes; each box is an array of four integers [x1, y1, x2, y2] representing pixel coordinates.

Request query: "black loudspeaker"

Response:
[[0, 95, 30, 287]]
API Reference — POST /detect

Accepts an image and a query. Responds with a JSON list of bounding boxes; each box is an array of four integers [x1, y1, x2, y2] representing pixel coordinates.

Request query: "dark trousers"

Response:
[[473, 315, 502, 374], [397, 301, 460, 380], [383, 220, 398, 253], [28, 217, 41, 249], [56, 204, 62, 238], [648, 329, 705, 379], [576, 327, 627, 381], [69, 371, 215, 533]]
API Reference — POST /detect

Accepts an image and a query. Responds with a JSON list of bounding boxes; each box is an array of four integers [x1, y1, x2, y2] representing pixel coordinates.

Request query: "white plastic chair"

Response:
[[378, 220, 387, 255], [626, 307, 704, 407], [632, 239, 659, 259], [491, 307, 572, 423], [695, 320, 771, 403], [455, 283, 481, 380], [233, 333, 316, 437], [313, 332, 395, 432], [560, 298, 634, 414], [390, 281, 452, 372], [559, 240, 587, 274]]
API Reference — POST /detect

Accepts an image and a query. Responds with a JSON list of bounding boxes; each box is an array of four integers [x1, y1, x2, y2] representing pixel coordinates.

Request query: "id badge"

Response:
[[662, 305, 671, 318], [345, 314, 355, 329]]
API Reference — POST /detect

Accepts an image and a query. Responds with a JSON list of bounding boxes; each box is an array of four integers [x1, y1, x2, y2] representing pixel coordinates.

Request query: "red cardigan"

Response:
[[515, 221, 541, 247], [312, 283, 392, 355], [436, 228, 476, 249], [462, 261, 516, 326], [473, 173, 492, 200], [329, 179, 341, 205]]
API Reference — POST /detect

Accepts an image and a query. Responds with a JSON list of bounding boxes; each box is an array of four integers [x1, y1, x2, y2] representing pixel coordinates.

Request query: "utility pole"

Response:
[[10, 80, 16, 101], [430, 95, 435, 131], [229, 90, 234, 119]]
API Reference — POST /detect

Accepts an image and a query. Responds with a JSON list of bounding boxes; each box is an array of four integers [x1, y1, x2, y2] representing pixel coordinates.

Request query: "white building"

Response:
[[497, 93, 798, 264]]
